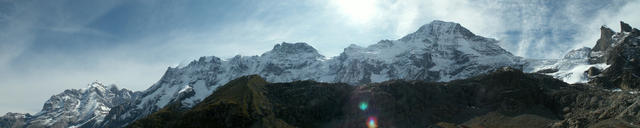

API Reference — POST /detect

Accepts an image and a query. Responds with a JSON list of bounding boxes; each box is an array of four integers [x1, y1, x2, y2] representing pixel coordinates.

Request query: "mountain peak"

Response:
[[563, 47, 591, 59], [400, 20, 476, 41], [621, 21, 632, 32], [422, 20, 474, 35], [87, 81, 107, 89], [592, 26, 615, 52], [620, 21, 640, 37], [262, 42, 323, 59], [271, 42, 318, 53]]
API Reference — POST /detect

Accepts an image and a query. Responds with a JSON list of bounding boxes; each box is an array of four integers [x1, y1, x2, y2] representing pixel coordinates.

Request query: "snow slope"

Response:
[[524, 47, 610, 84]]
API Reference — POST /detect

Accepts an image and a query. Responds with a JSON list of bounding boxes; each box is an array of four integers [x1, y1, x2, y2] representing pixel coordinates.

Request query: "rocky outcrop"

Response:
[[589, 22, 640, 90], [621, 21, 633, 33], [585, 66, 601, 77], [527, 21, 639, 85], [0, 113, 30, 128], [589, 26, 615, 64]]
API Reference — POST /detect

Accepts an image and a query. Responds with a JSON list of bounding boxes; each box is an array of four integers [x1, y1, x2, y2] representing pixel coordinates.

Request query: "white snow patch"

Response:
[[183, 80, 211, 105], [178, 85, 192, 94]]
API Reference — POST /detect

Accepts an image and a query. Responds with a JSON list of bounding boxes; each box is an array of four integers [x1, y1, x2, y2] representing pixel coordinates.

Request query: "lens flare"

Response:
[[367, 116, 377, 128], [359, 102, 368, 111]]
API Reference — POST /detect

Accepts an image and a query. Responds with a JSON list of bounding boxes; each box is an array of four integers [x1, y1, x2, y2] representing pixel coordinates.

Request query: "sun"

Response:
[[330, 0, 379, 25]]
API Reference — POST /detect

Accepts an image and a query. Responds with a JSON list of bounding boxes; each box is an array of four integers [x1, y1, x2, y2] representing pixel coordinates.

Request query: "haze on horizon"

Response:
[[0, 0, 639, 114]]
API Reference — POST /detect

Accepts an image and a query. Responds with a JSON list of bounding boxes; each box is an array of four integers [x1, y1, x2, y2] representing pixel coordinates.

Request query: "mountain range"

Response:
[[1, 20, 638, 128]]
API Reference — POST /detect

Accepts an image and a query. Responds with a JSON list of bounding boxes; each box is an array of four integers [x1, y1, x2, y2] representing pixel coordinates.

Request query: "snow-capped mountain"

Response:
[[333, 21, 522, 83], [5, 20, 635, 128], [1, 82, 137, 128], [97, 20, 523, 127]]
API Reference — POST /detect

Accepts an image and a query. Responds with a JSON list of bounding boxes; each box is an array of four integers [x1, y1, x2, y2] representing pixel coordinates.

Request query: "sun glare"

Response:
[[367, 116, 377, 128], [331, 0, 379, 25], [359, 101, 368, 111]]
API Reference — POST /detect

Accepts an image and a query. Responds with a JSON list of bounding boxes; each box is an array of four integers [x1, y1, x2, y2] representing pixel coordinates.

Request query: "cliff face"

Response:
[[589, 22, 640, 90]]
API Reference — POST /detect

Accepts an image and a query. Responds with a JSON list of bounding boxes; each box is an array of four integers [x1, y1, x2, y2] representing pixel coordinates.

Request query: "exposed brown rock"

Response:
[[586, 67, 601, 77]]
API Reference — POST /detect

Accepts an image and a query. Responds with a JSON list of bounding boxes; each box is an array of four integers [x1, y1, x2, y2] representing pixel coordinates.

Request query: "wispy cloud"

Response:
[[323, 0, 636, 59], [0, 0, 637, 114]]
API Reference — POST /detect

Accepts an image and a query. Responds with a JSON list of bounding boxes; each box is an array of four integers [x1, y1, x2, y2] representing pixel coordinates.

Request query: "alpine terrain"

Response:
[[1, 20, 639, 128], [1, 82, 137, 128], [96, 20, 523, 127]]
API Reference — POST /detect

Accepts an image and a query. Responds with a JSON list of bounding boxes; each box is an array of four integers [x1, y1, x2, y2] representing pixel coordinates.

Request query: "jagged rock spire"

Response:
[[592, 26, 615, 52], [621, 21, 632, 32]]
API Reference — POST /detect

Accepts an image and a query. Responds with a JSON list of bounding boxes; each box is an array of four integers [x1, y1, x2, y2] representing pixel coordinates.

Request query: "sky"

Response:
[[0, 0, 639, 114]]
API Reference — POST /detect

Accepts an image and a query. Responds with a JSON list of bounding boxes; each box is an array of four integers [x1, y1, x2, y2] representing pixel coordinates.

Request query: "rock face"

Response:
[[525, 22, 640, 85], [0, 82, 137, 128], [589, 21, 640, 90], [586, 66, 601, 77], [130, 69, 640, 128], [0, 113, 30, 128], [621, 21, 633, 33], [97, 20, 522, 127], [590, 26, 615, 62]]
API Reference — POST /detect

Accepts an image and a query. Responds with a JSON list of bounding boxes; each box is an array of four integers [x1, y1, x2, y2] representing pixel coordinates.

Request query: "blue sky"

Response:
[[0, 0, 639, 114]]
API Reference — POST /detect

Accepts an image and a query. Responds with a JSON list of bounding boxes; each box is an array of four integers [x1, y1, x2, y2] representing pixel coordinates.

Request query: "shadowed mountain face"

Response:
[[128, 75, 353, 128], [130, 68, 640, 128]]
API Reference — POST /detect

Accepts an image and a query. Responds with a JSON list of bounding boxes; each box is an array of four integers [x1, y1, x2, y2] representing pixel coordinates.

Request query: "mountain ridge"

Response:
[[1, 82, 138, 128], [2, 20, 639, 128], [95, 20, 523, 127], [129, 68, 640, 127]]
